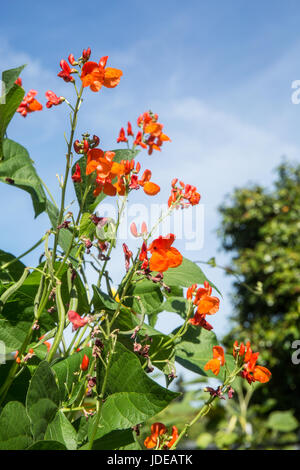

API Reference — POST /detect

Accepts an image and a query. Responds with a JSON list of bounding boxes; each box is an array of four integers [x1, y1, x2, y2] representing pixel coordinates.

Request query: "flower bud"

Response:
[[68, 54, 76, 65], [130, 222, 138, 237]]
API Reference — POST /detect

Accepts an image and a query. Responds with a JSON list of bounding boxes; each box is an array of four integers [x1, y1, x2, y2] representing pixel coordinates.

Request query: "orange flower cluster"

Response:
[[117, 111, 170, 155], [168, 178, 201, 208], [17, 90, 43, 117], [233, 341, 272, 384], [85, 147, 160, 198], [81, 56, 122, 92], [204, 343, 271, 384], [187, 281, 220, 331], [144, 422, 178, 449]]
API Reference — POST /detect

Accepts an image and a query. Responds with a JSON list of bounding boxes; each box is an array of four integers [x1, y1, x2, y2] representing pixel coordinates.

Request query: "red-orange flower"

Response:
[[148, 234, 182, 272], [117, 127, 128, 143], [238, 342, 272, 384], [81, 56, 122, 92], [17, 90, 43, 117], [136, 111, 171, 155], [68, 310, 89, 331], [45, 90, 64, 108], [144, 423, 178, 449], [188, 282, 220, 330], [168, 179, 201, 208], [58, 60, 75, 83], [204, 346, 225, 376], [72, 163, 82, 183], [138, 169, 160, 196]]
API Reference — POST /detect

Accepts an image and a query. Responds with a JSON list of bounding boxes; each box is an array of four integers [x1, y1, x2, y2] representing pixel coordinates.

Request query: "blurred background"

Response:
[[1, 0, 300, 449]]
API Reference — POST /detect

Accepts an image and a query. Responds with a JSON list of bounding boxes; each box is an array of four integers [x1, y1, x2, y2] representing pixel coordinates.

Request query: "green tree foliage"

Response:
[[219, 162, 300, 420]]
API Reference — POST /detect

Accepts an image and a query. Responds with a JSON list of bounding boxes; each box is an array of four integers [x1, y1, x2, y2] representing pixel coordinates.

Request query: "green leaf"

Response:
[[0, 302, 34, 352], [82, 429, 139, 450], [72, 148, 139, 212], [26, 361, 60, 441], [79, 212, 96, 239], [92, 285, 118, 311], [174, 325, 219, 377], [45, 411, 77, 450], [0, 401, 33, 450], [56, 227, 79, 267], [2, 65, 26, 96], [124, 279, 164, 314], [0, 361, 31, 405], [0, 248, 26, 284], [0, 65, 26, 159], [0, 139, 46, 217], [52, 347, 93, 402], [26, 440, 67, 450], [45, 199, 59, 229], [93, 342, 179, 439], [162, 296, 189, 318], [267, 411, 298, 432], [163, 257, 221, 294]]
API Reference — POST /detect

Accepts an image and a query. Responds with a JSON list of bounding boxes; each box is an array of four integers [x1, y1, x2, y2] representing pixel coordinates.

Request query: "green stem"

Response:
[[52, 85, 84, 266]]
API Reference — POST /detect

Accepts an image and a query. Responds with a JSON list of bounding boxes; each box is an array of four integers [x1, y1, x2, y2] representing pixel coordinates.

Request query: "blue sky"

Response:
[[1, 0, 300, 348]]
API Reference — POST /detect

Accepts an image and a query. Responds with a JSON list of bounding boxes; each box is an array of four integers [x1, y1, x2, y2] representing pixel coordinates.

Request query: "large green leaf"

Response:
[[162, 296, 189, 318], [72, 148, 139, 212], [0, 302, 35, 352], [27, 440, 67, 450], [0, 65, 26, 159], [26, 361, 60, 441], [45, 411, 77, 450], [0, 361, 31, 405], [163, 257, 221, 294], [0, 139, 46, 217], [92, 342, 179, 440], [267, 411, 298, 432], [92, 285, 118, 311], [81, 429, 140, 450], [0, 297, 56, 353], [0, 401, 33, 450], [124, 279, 164, 314], [174, 325, 219, 377]]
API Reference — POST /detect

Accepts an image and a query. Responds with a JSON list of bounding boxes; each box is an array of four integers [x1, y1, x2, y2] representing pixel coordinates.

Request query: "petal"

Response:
[[144, 436, 157, 449], [253, 366, 271, 383], [197, 295, 220, 315], [103, 67, 123, 88], [166, 247, 183, 268], [151, 422, 167, 436], [149, 250, 169, 272], [86, 148, 104, 175], [204, 358, 221, 376], [212, 346, 225, 365], [143, 181, 160, 196], [103, 182, 117, 196], [28, 99, 43, 111]]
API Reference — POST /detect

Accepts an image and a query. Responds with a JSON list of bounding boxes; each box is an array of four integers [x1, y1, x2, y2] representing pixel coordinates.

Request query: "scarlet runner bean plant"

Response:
[[0, 47, 271, 451]]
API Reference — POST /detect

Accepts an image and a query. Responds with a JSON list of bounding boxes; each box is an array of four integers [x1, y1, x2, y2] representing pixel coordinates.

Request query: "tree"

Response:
[[219, 162, 300, 421]]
